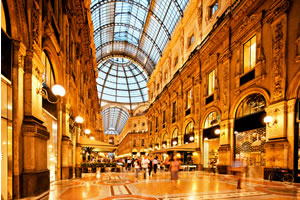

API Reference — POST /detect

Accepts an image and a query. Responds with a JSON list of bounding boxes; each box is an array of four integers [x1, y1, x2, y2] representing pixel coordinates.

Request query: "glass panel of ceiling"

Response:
[[97, 57, 148, 108], [91, 0, 190, 76], [101, 106, 130, 135]]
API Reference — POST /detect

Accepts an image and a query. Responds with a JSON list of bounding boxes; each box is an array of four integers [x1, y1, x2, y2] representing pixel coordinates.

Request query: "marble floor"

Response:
[[47, 171, 300, 200]]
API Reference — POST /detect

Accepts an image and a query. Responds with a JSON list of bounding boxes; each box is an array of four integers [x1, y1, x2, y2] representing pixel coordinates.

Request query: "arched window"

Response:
[[162, 133, 168, 148], [41, 51, 55, 88], [185, 122, 194, 135], [109, 137, 114, 145], [184, 122, 194, 144], [236, 94, 266, 119], [204, 111, 220, 129], [172, 128, 178, 139], [171, 128, 178, 146], [203, 111, 220, 140]]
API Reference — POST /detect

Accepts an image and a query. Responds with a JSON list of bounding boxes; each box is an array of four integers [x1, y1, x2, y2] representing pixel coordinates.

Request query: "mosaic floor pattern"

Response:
[[48, 171, 300, 200]]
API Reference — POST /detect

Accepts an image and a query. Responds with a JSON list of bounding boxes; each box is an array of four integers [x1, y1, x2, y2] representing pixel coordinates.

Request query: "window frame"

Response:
[[209, 0, 218, 19], [242, 35, 257, 74], [172, 101, 176, 123], [185, 89, 192, 109], [207, 69, 215, 96]]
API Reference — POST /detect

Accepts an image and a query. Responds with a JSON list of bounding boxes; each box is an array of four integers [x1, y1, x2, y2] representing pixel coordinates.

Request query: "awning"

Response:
[[78, 136, 117, 152], [154, 142, 198, 153]]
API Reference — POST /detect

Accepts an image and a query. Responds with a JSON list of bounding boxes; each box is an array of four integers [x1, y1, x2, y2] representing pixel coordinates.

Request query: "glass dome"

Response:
[[96, 57, 148, 107], [101, 106, 129, 135]]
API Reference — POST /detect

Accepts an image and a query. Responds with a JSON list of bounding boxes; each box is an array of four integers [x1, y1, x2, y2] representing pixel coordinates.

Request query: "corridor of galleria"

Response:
[[1, 0, 300, 199]]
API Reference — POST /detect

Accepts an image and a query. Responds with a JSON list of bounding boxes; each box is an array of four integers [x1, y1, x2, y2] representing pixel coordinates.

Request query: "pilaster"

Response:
[[21, 116, 50, 197]]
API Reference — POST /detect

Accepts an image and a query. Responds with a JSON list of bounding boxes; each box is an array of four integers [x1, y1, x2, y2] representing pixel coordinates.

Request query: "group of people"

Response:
[[132, 156, 159, 179], [131, 156, 181, 181]]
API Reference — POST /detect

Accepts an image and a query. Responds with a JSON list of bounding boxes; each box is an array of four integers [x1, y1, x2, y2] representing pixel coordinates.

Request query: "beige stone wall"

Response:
[[3, 0, 100, 197], [146, 0, 300, 173]]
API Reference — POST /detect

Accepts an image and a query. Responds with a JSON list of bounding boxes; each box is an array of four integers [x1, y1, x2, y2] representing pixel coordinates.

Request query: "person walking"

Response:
[[170, 156, 180, 181], [141, 156, 150, 179], [148, 157, 153, 177], [232, 159, 244, 189], [153, 157, 158, 174], [134, 159, 140, 180], [127, 159, 132, 171]]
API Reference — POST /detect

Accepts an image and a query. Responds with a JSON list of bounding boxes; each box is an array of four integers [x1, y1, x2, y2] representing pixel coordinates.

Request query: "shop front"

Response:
[[294, 99, 300, 182], [202, 111, 220, 170], [234, 94, 267, 179]]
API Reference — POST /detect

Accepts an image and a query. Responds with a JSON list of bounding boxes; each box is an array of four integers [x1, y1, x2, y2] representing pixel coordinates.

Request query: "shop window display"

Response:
[[234, 93, 266, 178], [235, 127, 266, 167]]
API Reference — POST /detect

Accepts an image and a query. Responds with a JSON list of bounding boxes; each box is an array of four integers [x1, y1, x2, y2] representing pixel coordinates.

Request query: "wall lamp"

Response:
[[264, 116, 277, 127], [215, 129, 221, 135], [172, 141, 177, 146], [189, 136, 194, 141], [84, 129, 91, 134], [75, 116, 84, 124], [37, 84, 65, 104]]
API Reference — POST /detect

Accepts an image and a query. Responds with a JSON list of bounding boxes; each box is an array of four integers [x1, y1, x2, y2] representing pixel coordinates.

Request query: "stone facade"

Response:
[[1, 0, 100, 198], [146, 0, 300, 178]]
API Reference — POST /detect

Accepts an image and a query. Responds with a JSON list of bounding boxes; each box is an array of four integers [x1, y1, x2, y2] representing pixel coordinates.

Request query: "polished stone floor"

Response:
[[48, 171, 300, 200]]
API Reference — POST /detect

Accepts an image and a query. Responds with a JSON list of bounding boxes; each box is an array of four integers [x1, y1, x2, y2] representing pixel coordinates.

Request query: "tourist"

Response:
[[232, 159, 244, 189], [127, 159, 132, 171], [141, 156, 150, 179], [134, 159, 140, 180], [170, 156, 180, 180], [148, 157, 153, 177], [153, 157, 158, 174]]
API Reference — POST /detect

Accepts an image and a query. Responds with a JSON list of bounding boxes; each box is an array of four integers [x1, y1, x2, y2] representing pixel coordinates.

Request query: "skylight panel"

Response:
[[153, 0, 170, 20], [145, 16, 160, 40]]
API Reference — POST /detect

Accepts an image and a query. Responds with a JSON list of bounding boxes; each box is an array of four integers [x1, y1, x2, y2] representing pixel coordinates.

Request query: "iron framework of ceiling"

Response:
[[91, 0, 190, 76]]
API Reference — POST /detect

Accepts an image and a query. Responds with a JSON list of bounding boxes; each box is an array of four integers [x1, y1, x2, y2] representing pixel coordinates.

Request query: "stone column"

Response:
[[61, 104, 72, 179], [264, 101, 289, 168], [217, 119, 232, 174], [75, 145, 83, 178], [21, 50, 50, 197], [12, 40, 26, 199]]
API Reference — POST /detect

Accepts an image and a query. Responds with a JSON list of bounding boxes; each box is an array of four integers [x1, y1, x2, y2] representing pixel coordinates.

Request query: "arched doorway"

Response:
[[202, 111, 220, 169], [234, 93, 266, 179]]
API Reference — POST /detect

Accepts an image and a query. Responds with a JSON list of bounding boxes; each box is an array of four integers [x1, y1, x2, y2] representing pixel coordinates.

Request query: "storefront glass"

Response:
[[43, 110, 58, 182], [235, 127, 266, 166], [1, 77, 13, 199], [203, 138, 219, 169], [234, 94, 266, 178]]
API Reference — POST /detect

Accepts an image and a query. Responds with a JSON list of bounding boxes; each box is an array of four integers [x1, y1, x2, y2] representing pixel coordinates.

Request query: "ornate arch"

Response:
[[286, 70, 300, 99], [200, 106, 222, 129], [42, 39, 63, 84], [183, 117, 195, 134], [229, 87, 270, 119]]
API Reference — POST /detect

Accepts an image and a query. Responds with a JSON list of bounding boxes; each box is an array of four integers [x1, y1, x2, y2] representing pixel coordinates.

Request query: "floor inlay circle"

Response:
[[100, 195, 157, 200], [98, 179, 135, 185]]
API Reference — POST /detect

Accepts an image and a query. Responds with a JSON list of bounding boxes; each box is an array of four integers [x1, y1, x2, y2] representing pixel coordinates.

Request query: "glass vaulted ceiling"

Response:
[[91, 0, 190, 76], [101, 107, 130, 135], [96, 57, 148, 106]]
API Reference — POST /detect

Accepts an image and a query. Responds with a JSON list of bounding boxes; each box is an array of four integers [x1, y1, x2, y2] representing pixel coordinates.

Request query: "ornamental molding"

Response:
[[271, 15, 287, 102]]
